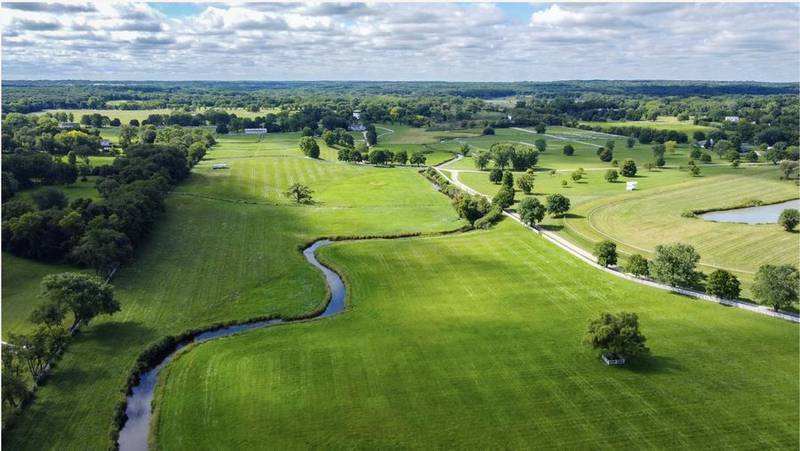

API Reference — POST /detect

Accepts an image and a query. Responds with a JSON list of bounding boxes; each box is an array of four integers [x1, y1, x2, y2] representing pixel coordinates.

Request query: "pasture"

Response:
[[153, 221, 799, 449], [581, 116, 716, 134], [455, 163, 799, 292], [1, 133, 463, 450]]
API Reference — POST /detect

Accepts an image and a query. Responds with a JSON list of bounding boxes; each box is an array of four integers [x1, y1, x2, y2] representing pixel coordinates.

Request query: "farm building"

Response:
[[100, 140, 112, 152], [353, 110, 361, 120], [58, 122, 79, 130], [724, 116, 740, 123], [626, 181, 638, 191], [212, 164, 228, 170], [244, 128, 268, 134]]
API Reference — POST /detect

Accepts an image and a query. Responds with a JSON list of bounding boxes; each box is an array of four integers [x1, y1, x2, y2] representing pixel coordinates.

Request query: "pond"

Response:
[[700, 199, 800, 224]]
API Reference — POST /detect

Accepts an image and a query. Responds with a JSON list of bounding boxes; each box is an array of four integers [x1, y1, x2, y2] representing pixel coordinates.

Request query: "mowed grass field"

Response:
[[153, 220, 799, 449], [446, 126, 720, 171], [456, 164, 799, 293], [2, 133, 463, 450], [580, 116, 716, 134]]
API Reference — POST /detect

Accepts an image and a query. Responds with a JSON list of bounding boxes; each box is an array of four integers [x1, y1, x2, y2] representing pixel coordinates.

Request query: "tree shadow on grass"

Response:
[[621, 354, 684, 375], [77, 321, 158, 351], [539, 224, 564, 232], [563, 213, 585, 219]]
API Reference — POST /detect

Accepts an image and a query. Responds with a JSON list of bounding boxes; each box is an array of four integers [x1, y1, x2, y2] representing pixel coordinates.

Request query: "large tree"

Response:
[[284, 183, 314, 204], [778, 208, 799, 232], [545, 193, 570, 217], [584, 312, 648, 361], [649, 243, 702, 288], [705, 270, 741, 300], [9, 326, 69, 381], [38, 272, 119, 330], [453, 194, 491, 225], [299, 137, 320, 158], [474, 152, 491, 170], [518, 197, 545, 226], [752, 264, 799, 311], [2, 346, 29, 408], [625, 254, 649, 277], [516, 169, 535, 194], [594, 240, 617, 267], [69, 226, 133, 278]]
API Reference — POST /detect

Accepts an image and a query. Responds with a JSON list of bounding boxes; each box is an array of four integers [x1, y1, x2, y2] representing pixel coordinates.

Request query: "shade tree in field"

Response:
[[489, 168, 503, 184], [625, 254, 649, 277], [779, 161, 799, 180], [598, 147, 613, 162], [474, 151, 491, 170], [501, 171, 514, 188], [649, 243, 702, 288], [620, 159, 637, 177], [394, 150, 408, 165], [778, 208, 799, 231], [459, 144, 471, 156], [546, 193, 570, 217], [482, 126, 495, 136], [518, 197, 545, 226], [409, 152, 427, 166], [535, 123, 546, 134], [516, 169, 535, 194], [604, 169, 619, 183], [492, 184, 515, 209], [8, 326, 69, 381], [453, 194, 491, 225], [626, 137, 636, 148], [752, 264, 799, 311], [605, 140, 616, 151], [69, 224, 133, 279], [563, 144, 574, 156], [34, 272, 119, 331], [584, 311, 648, 361], [705, 270, 741, 300], [489, 143, 538, 171], [284, 183, 314, 204], [299, 136, 320, 158], [368, 149, 393, 165], [593, 240, 617, 267], [534, 139, 546, 152]]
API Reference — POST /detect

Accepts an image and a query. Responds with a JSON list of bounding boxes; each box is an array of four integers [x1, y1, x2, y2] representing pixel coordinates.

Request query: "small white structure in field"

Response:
[[244, 128, 267, 134], [353, 110, 361, 120], [212, 163, 228, 170], [626, 181, 638, 191], [100, 140, 112, 151], [724, 116, 740, 123], [58, 122, 79, 130]]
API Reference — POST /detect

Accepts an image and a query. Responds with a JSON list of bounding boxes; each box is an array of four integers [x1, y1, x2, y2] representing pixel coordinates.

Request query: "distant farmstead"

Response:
[[244, 128, 268, 134], [724, 116, 740, 123]]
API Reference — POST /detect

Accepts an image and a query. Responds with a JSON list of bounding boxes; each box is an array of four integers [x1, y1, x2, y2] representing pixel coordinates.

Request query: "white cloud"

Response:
[[1, 2, 798, 81]]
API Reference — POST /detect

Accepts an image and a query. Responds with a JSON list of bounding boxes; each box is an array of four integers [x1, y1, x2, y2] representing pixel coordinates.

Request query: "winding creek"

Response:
[[117, 239, 345, 451]]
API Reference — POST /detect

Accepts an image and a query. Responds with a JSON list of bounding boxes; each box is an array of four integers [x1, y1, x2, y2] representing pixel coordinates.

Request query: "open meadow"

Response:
[[1, 132, 463, 450], [153, 220, 799, 449], [580, 116, 717, 134]]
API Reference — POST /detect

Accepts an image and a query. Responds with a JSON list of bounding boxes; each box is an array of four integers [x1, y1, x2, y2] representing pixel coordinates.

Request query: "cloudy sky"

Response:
[[2, 2, 799, 81]]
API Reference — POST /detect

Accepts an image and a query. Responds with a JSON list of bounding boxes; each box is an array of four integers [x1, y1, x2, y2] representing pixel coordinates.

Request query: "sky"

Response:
[[2, 2, 799, 82]]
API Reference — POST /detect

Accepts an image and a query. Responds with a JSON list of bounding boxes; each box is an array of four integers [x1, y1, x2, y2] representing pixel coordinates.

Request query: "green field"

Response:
[[3, 125, 798, 450], [1, 133, 463, 450], [153, 220, 799, 449], [581, 116, 716, 134]]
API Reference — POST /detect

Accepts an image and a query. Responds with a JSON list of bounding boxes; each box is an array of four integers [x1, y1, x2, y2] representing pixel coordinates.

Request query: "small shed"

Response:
[[212, 163, 228, 170], [626, 181, 638, 191], [352, 111, 361, 120]]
